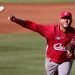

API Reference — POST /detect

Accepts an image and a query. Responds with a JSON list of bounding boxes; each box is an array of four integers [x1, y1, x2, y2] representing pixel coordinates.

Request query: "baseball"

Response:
[[0, 6, 5, 12]]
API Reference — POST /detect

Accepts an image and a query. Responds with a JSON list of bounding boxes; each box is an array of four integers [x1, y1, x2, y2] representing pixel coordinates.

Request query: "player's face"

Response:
[[59, 16, 72, 28]]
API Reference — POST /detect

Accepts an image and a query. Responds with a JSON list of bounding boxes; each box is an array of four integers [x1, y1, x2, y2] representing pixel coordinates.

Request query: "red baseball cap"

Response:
[[60, 11, 72, 19]]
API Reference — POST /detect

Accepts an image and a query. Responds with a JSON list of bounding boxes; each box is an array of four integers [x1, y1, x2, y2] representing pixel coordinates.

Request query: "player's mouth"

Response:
[[63, 24, 68, 28]]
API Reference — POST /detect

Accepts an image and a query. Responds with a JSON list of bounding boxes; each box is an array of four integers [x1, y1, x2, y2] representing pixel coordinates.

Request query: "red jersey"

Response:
[[24, 20, 75, 64]]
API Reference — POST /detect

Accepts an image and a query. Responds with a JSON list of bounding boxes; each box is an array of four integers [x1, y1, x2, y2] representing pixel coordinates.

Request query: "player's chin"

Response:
[[63, 24, 68, 28], [63, 24, 71, 29]]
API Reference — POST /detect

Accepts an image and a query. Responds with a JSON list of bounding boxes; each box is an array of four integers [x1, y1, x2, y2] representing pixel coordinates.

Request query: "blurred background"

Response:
[[0, 0, 75, 75]]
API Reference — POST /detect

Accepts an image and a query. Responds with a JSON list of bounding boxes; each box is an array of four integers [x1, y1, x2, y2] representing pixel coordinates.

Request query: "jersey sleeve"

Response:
[[24, 20, 52, 38]]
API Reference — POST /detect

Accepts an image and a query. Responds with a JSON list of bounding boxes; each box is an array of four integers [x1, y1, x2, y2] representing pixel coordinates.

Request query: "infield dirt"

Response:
[[0, 3, 75, 33]]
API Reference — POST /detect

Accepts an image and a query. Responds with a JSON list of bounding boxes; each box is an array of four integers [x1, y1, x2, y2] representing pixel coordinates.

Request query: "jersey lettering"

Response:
[[53, 43, 66, 51]]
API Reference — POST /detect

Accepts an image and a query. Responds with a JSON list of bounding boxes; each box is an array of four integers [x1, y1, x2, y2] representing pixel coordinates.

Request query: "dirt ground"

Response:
[[0, 3, 75, 33]]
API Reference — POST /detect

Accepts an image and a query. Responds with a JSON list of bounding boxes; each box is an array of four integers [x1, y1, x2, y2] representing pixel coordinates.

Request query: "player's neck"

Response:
[[60, 25, 67, 32], [60, 25, 72, 33]]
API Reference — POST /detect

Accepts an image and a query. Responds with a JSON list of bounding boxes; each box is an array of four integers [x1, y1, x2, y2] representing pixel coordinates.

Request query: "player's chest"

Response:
[[49, 31, 74, 45]]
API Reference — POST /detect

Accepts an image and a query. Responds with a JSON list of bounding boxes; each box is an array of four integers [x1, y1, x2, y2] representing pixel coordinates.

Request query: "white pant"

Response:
[[58, 61, 73, 75], [45, 58, 73, 75]]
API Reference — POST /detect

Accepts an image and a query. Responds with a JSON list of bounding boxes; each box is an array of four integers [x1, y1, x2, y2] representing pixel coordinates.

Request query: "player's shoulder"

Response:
[[46, 24, 59, 32], [45, 24, 56, 28], [42, 24, 59, 32]]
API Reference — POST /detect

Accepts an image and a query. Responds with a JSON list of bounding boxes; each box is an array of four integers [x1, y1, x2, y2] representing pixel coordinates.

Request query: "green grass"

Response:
[[0, 0, 75, 3], [0, 32, 46, 75], [0, 32, 75, 75]]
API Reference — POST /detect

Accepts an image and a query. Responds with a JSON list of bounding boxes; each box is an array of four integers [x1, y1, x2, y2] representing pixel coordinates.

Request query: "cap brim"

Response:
[[60, 16, 72, 19]]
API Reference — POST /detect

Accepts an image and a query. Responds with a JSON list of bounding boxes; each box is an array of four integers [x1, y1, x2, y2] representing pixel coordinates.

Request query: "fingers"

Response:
[[8, 16, 11, 21], [8, 16, 16, 22]]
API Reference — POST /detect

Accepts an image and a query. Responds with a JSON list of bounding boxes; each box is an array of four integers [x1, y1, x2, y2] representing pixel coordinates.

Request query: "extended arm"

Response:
[[8, 16, 49, 38], [8, 16, 41, 32]]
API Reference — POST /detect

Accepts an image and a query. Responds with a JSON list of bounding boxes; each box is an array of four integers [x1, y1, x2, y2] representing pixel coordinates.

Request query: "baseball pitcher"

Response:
[[8, 11, 75, 75]]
